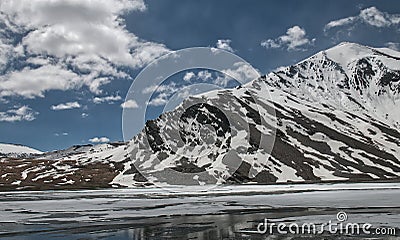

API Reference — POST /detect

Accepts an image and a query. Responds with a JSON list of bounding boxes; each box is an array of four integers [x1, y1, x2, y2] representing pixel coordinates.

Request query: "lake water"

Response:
[[0, 183, 399, 239]]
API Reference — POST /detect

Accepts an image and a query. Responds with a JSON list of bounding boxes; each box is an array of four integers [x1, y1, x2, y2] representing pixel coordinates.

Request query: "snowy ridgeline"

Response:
[[1, 42, 400, 190], [0, 143, 43, 158]]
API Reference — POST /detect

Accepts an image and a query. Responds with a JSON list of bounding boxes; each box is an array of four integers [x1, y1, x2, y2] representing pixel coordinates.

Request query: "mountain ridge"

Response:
[[1, 42, 400, 190], [0, 143, 43, 156], [269, 42, 400, 128]]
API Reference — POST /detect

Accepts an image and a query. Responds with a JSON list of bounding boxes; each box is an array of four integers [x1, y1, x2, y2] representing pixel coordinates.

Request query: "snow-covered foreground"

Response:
[[0, 183, 399, 239]]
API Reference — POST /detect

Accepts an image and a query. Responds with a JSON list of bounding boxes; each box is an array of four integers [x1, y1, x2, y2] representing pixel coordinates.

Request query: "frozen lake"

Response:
[[0, 183, 399, 239]]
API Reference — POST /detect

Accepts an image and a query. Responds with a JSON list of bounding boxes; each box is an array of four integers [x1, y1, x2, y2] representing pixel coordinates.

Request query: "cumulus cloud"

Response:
[[142, 83, 179, 95], [93, 95, 122, 104], [183, 72, 196, 82], [0, 106, 38, 122], [148, 93, 169, 106], [222, 62, 260, 83], [0, 0, 170, 99], [121, 99, 139, 109], [0, 64, 81, 98], [89, 137, 110, 143], [324, 7, 400, 31], [261, 26, 315, 51], [215, 39, 234, 52], [146, 85, 176, 106], [141, 82, 179, 107], [51, 101, 81, 111], [211, 62, 261, 86], [197, 70, 212, 81], [182, 70, 213, 83]]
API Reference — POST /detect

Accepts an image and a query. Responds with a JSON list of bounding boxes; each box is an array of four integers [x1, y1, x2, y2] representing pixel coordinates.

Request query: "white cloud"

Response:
[[89, 137, 110, 143], [176, 89, 191, 100], [142, 83, 179, 107], [261, 26, 315, 51], [148, 93, 169, 106], [26, 57, 51, 66], [0, 106, 38, 122], [359, 7, 397, 27], [215, 39, 234, 52], [141, 85, 159, 94], [93, 95, 122, 104], [183, 72, 196, 82], [142, 83, 179, 95], [222, 62, 260, 83], [55, 132, 68, 137], [81, 112, 89, 118], [0, 64, 81, 98], [324, 7, 400, 31], [0, 0, 170, 99], [197, 70, 212, 81], [182, 70, 212, 82], [121, 99, 139, 109], [213, 74, 234, 87], [0, 40, 23, 71], [324, 17, 357, 30], [51, 101, 81, 111], [260, 39, 281, 49]]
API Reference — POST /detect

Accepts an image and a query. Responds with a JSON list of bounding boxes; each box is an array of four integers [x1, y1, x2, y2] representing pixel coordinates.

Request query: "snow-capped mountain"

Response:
[[0, 143, 42, 156], [1, 42, 400, 190], [111, 42, 400, 187], [270, 42, 400, 128]]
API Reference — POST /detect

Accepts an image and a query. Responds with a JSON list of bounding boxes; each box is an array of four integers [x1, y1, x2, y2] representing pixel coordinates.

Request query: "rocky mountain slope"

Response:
[[1, 42, 400, 190]]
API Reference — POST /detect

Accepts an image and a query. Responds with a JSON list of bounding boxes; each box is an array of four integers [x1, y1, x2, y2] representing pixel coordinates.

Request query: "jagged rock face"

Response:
[[2, 43, 400, 190], [269, 42, 400, 128], [116, 88, 277, 186], [109, 43, 400, 187]]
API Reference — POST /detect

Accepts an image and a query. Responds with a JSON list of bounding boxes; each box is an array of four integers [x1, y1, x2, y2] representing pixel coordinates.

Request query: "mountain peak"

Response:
[[332, 42, 400, 55], [335, 41, 364, 47], [322, 42, 400, 66], [268, 42, 400, 129], [323, 42, 375, 67]]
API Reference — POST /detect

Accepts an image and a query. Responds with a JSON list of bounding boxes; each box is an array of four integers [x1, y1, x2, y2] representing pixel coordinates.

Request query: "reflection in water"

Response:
[[2, 208, 399, 239], [0, 184, 399, 239]]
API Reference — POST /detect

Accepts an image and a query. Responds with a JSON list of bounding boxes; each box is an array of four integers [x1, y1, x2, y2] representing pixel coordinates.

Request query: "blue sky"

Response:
[[0, 0, 399, 151]]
